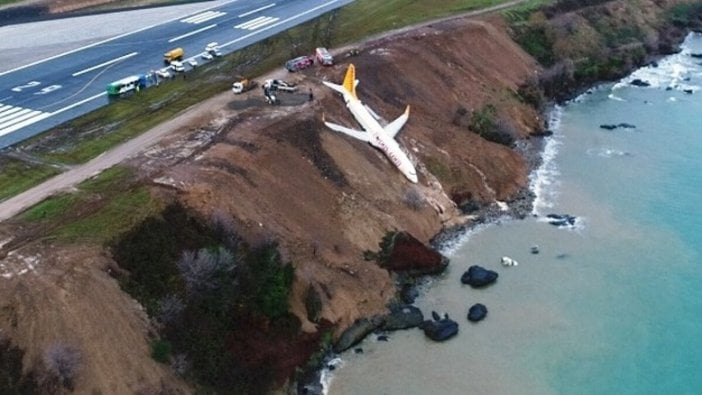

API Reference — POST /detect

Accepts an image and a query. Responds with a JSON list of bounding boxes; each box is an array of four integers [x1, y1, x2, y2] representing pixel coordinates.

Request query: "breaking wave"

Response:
[[530, 105, 563, 216], [612, 33, 702, 93]]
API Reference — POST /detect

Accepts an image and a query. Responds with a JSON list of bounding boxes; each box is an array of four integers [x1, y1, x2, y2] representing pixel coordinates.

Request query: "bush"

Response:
[[0, 337, 36, 394], [150, 339, 172, 363], [248, 244, 294, 319], [468, 104, 515, 146]]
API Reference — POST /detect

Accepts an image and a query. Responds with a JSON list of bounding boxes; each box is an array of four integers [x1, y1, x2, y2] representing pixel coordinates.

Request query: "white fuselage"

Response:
[[343, 95, 418, 183]]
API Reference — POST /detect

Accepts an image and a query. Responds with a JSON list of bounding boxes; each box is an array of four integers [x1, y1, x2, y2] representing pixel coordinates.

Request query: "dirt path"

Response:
[[0, 0, 530, 222]]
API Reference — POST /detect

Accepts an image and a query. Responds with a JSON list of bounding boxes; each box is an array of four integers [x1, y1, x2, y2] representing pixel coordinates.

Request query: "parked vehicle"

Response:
[[170, 60, 185, 72], [232, 79, 257, 94], [315, 47, 334, 66], [163, 47, 184, 64], [155, 68, 172, 79], [106, 75, 147, 96], [187, 59, 198, 68], [285, 55, 314, 72], [201, 52, 213, 60]]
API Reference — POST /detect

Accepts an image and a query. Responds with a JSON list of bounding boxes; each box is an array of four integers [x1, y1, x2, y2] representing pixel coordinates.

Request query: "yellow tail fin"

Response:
[[342, 64, 357, 100]]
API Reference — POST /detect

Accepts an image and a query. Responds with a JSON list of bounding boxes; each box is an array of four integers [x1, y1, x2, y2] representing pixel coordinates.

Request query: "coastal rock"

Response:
[[333, 316, 385, 353], [460, 265, 498, 287], [683, 89, 694, 94], [380, 231, 449, 276], [419, 314, 459, 341], [546, 213, 577, 227], [467, 303, 488, 322], [383, 305, 424, 331], [600, 123, 636, 130], [630, 79, 651, 87]]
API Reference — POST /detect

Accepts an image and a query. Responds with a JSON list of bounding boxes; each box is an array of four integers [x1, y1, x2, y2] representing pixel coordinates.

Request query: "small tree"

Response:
[[177, 247, 237, 298]]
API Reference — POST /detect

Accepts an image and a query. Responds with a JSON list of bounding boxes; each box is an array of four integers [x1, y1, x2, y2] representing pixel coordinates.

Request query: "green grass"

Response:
[[55, 187, 157, 243], [18, 193, 80, 222], [0, 157, 61, 201], [19, 165, 160, 244]]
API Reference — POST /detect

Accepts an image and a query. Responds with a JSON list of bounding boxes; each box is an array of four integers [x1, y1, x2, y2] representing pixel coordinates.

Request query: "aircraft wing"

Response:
[[324, 120, 370, 142], [384, 105, 410, 138]]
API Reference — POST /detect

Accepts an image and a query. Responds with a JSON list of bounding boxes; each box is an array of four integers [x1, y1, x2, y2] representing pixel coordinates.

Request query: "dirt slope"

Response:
[[0, 14, 541, 394], [149, 16, 540, 333]]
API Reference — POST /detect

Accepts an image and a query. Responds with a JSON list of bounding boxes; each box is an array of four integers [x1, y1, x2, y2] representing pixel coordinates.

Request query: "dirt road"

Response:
[[0, 0, 529, 222]]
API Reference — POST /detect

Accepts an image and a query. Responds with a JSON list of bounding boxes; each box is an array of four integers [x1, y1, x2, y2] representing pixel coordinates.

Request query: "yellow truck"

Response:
[[163, 47, 184, 64]]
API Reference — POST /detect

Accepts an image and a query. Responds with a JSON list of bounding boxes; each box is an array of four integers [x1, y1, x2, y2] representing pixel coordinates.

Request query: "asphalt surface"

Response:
[[0, 0, 353, 149]]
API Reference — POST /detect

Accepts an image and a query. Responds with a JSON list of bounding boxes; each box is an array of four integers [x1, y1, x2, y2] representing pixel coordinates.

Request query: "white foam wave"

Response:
[[613, 33, 702, 92], [529, 106, 563, 216], [586, 148, 632, 158], [608, 94, 626, 102], [439, 220, 499, 257], [320, 357, 344, 395]]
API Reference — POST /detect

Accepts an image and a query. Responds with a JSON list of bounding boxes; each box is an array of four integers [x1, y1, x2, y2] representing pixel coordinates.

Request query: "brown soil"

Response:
[[0, 13, 541, 394]]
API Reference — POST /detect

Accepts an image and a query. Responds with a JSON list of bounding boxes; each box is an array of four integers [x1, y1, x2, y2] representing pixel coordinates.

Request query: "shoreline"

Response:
[[301, 23, 702, 390]]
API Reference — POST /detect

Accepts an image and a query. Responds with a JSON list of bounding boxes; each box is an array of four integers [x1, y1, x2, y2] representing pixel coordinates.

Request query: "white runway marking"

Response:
[[235, 16, 279, 30], [224, 0, 341, 48], [180, 10, 226, 24], [169, 24, 217, 42], [238, 3, 276, 18], [0, 105, 51, 137], [72, 52, 139, 77]]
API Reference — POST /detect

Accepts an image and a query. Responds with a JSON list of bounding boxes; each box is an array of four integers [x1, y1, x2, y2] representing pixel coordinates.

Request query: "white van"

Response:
[[206, 42, 219, 53], [170, 61, 185, 72]]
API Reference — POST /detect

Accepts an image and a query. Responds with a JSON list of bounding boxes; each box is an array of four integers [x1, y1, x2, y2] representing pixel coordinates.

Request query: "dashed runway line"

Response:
[[180, 10, 226, 24]]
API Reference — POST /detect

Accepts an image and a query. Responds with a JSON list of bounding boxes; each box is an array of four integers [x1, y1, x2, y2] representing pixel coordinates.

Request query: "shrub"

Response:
[[150, 339, 172, 363], [468, 104, 515, 146], [0, 337, 36, 394]]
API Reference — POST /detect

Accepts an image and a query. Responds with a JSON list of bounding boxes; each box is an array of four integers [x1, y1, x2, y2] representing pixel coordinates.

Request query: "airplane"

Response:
[[322, 64, 418, 183]]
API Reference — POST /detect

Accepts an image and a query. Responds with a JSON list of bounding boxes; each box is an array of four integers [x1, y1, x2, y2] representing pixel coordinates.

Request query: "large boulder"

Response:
[[460, 265, 498, 287], [419, 314, 458, 342], [379, 231, 449, 276], [383, 305, 424, 331], [333, 316, 384, 353], [467, 303, 488, 322]]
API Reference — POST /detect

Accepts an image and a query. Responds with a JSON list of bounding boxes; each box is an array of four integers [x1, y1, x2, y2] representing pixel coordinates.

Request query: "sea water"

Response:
[[327, 33, 702, 395]]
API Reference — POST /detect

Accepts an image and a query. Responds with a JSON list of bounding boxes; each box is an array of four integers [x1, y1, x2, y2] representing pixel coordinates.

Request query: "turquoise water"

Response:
[[327, 33, 702, 394]]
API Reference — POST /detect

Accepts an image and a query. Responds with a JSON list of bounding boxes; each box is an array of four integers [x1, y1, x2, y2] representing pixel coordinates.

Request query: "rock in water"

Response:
[[460, 265, 498, 287], [546, 213, 577, 227], [383, 305, 424, 331], [420, 318, 459, 341], [630, 79, 651, 87], [467, 303, 488, 322], [333, 316, 384, 353]]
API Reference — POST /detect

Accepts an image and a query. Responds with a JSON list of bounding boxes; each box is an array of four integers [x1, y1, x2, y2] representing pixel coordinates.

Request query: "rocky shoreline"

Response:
[[296, 7, 702, 390]]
